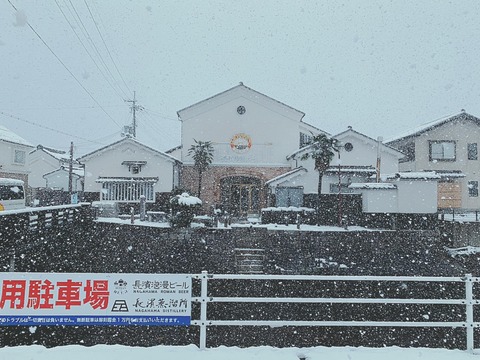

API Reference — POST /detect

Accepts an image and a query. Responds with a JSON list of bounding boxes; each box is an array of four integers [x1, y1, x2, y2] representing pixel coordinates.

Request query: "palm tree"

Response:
[[187, 139, 214, 198], [298, 134, 339, 224]]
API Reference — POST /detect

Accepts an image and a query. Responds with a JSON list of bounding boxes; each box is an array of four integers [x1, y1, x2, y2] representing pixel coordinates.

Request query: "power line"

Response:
[[5, 0, 122, 128], [1, 105, 122, 110], [65, 0, 129, 100], [0, 111, 104, 144], [54, 0, 125, 101], [84, 0, 132, 97], [137, 111, 166, 141], [74, 130, 122, 147], [143, 108, 179, 122]]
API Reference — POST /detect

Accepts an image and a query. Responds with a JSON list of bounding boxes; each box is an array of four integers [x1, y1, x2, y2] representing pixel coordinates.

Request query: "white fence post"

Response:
[[199, 270, 209, 350], [465, 273, 474, 353]]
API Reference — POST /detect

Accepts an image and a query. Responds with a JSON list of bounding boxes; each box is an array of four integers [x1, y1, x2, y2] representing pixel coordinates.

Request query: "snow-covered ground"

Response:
[[0, 344, 476, 360], [95, 217, 383, 232], [441, 212, 480, 223]]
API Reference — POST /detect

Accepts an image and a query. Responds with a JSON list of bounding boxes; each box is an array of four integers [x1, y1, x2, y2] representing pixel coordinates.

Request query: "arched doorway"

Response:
[[220, 176, 261, 216]]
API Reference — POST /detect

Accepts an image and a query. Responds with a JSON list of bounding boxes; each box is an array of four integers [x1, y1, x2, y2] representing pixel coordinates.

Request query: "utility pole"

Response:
[[68, 141, 74, 202], [125, 91, 143, 138], [376, 136, 383, 182]]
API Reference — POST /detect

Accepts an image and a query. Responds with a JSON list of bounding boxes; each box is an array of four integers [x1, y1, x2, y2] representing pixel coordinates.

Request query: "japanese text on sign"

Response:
[[0, 273, 191, 326]]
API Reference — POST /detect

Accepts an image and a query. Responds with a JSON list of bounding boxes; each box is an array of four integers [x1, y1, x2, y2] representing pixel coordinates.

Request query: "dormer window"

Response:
[[122, 161, 147, 174]]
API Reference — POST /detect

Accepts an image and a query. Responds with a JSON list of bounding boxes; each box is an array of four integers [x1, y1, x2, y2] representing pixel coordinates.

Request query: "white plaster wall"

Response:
[[27, 151, 59, 188], [82, 140, 176, 193], [180, 91, 302, 167], [44, 172, 81, 191], [331, 133, 400, 174], [354, 180, 437, 214], [393, 180, 438, 213], [358, 189, 398, 213]]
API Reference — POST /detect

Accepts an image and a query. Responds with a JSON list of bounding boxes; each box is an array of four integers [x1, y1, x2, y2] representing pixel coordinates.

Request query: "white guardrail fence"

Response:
[[191, 272, 480, 352]]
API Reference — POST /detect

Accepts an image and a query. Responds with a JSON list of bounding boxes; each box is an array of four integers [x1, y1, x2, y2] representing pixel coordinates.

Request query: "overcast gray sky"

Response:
[[1, 0, 479, 156]]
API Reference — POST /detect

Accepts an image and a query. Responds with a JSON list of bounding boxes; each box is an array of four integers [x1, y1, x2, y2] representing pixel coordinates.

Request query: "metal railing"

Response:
[[191, 271, 479, 352]]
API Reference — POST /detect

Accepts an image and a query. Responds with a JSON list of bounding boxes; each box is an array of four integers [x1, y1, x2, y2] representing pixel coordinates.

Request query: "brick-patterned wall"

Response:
[[181, 165, 291, 211]]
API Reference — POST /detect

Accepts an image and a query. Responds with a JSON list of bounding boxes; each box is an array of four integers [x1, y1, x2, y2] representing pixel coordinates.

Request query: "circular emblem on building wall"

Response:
[[237, 105, 246, 115], [230, 133, 252, 153]]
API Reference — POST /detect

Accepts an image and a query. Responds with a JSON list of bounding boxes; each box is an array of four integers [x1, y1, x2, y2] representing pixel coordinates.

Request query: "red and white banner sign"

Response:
[[0, 273, 191, 326]]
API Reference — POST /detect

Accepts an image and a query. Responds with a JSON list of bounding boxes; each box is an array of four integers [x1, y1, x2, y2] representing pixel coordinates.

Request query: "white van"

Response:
[[0, 178, 26, 211]]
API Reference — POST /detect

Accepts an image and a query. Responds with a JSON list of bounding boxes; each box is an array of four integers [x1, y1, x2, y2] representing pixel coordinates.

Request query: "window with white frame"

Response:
[[13, 149, 26, 164], [429, 141, 456, 161], [100, 181, 155, 202]]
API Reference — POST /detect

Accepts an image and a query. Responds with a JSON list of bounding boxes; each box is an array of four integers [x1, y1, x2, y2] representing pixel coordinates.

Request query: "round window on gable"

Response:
[[237, 105, 246, 115], [344, 142, 353, 152]]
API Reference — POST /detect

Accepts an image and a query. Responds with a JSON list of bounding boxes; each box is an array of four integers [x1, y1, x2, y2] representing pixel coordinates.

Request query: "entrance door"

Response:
[[232, 184, 259, 215], [221, 176, 261, 216]]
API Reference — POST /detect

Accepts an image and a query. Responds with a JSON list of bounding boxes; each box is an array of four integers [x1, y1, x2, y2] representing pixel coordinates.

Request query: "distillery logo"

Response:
[[230, 133, 252, 154]]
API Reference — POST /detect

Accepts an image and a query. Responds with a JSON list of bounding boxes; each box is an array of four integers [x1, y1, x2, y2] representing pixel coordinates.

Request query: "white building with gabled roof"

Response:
[[78, 137, 181, 205], [0, 125, 34, 187], [28, 144, 79, 189], [42, 166, 84, 192], [386, 111, 480, 210], [176, 82, 326, 215], [284, 127, 405, 197]]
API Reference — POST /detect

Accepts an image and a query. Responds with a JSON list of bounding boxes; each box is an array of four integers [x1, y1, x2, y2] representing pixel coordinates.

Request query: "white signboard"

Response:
[[0, 273, 191, 326]]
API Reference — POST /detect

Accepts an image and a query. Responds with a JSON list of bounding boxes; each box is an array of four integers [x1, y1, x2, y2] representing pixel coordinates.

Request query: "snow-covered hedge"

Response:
[[261, 206, 316, 225], [169, 192, 202, 228]]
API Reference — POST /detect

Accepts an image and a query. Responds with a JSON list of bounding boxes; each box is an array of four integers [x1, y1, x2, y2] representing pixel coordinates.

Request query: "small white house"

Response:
[[78, 137, 181, 204], [28, 144, 80, 189], [43, 166, 84, 192], [280, 128, 405, 203]]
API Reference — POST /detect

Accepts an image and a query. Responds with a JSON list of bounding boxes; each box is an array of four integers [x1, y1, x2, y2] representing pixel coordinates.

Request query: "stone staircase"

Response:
[[234, 248, 265, 274]]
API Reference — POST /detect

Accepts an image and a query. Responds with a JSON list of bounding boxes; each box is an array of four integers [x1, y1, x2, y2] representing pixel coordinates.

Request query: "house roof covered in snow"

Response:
[[43, 166, 84, 178], [349, 183, 397, 190], [29, 144, 78, 164], [95, 177, 159, 183], [286, 143, 316, 160], [385, 111, 480, 143], [434, 170, 466, 179], [0, 178, 24, 186], [0, 125, 33, 147], [325, 165, 377, 175], [385, 171, 441, 180], [265, 167, 307, 187], [78, 137, 181, 163]]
